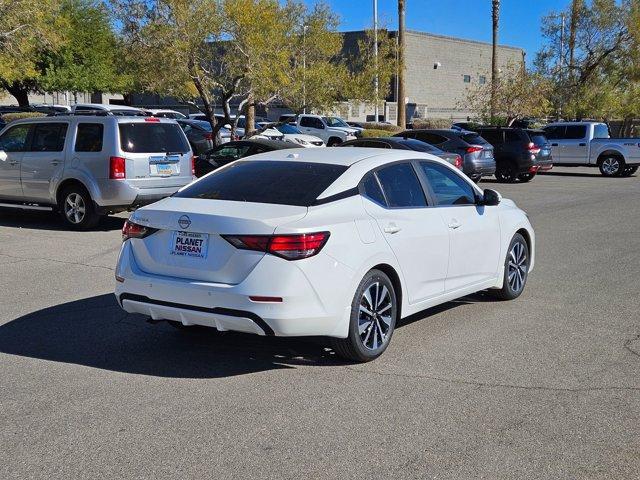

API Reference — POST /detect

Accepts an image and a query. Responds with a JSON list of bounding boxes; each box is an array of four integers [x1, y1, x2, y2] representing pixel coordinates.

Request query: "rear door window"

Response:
[[119, 122, 190, 153], [563, 125, 587, 139], [360, 172, 386, 206], [478, 130, 503, 144], [29, 123, 68, 152], [174, 161, 347, 207], [75, 123, 104, 152], [420, 162, 476, 206], [544, 125, 565, 139], [504, 130, 522, 143], [376, 163, 427, 208], [414, 132, 447, 145], [459, 132, 488, 145]]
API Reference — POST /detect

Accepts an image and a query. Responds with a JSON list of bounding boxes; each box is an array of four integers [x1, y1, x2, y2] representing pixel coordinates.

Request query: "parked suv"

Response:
[[0, 116, 194, 229], [393, 129, 495, 182], [474, 127, 553, 182], [296, 114, 358, 146]]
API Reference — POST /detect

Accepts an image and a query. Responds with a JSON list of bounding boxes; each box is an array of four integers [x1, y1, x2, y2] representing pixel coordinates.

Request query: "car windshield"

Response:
[[119, 122, 190, 153], [174, 161, 347, 207], [323, 116, 349, 127], [276, 124, 302, 134]]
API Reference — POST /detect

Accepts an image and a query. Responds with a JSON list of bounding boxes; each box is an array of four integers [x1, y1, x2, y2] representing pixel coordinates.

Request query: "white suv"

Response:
[[0, 116, 194, 229], [296, 115, 357, 146]]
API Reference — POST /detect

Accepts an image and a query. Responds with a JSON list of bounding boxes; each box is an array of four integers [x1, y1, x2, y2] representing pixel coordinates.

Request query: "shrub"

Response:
[[362, 122, 403, 133], [1, 112, 46, 123], [410, 118, 452, 129], [361, 128, 396, 138]]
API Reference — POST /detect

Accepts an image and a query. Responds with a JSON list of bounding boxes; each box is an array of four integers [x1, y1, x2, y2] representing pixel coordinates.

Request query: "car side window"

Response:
[[593, 124, 610, 139], [544, 126, 565, 140], [420, 162, 476, 206], [28, 123, 68, 152], [0, 124, 30, 152], [215, 146, 250, 159], [504, 130, 521, 142], [300, 117, 323, 129], [360, 172, 386, 206], [479, 130, 503, 144], [75, 123, 104, 152], [564, 125, 587, 139], [376, 163, 427, 208], [416, 133, 446, 145]]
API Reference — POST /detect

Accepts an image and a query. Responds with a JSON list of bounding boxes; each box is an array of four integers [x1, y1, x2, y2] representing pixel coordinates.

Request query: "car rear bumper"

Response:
[[114, 241, 353, 338], [94, 178, 194, 212], [465, 157, 496, 178]]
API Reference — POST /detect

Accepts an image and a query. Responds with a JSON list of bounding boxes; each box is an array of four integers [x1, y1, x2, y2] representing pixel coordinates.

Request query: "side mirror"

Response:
[[0, 150, 7, 162], [481, 188, 501, 206]]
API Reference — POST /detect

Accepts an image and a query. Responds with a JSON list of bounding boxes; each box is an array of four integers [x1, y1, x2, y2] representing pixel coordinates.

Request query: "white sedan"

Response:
[[252, 123, 325, 147], [115, 148, 534, 361]]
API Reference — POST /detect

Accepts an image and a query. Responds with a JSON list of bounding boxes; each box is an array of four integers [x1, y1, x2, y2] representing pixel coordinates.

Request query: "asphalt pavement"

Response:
[[1, 167, 639, 479]]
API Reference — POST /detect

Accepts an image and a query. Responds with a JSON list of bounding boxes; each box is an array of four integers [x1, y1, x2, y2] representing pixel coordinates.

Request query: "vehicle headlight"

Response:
[[294, 138, 309, 145]]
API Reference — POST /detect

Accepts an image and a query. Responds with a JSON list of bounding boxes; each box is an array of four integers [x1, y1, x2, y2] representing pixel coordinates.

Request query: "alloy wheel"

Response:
[[601, 158, 620, 175], [358, 282, 393, 351], [507, 241, 528, 293], [64, 193, 86, 224]]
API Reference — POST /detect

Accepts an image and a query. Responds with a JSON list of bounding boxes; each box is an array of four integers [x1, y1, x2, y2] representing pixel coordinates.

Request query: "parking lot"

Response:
[[0, 167, 639, 479]]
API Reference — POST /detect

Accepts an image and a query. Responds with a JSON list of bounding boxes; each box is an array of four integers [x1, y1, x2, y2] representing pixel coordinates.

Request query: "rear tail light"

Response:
[[122, 219, 157, 241], [203, 132, 213, 141], [222, 232, 330, 260], [145, 117, 160, 122], [527, 142, 541, 154], [454, 155, 463, 169], [109, 156, 126, 179], [466, 145, 483, 154]]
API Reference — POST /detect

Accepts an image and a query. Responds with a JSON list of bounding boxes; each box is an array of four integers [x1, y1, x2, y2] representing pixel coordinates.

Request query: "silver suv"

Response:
[[0, 115, 194, 228]]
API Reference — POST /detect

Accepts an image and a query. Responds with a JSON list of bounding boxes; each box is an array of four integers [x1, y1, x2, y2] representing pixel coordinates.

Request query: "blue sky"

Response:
[[305, 0, 569, 62]]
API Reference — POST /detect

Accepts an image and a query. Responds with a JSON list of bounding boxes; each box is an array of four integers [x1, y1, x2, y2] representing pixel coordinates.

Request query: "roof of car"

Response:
[[73, 103, 142, 111]]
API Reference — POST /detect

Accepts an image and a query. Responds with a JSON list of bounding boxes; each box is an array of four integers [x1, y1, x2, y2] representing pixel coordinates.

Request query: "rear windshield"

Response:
[[528, 132, 548, 146], [459, 132, 488, 145], [119, 122, 190, 153], [174, 161, 348, 207]]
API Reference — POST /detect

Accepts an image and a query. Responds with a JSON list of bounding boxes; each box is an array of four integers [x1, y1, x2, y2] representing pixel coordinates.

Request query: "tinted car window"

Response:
[[413, 132, 447, 145], [0, 124, 30, 152], [29, 123, 68, 152], [376, 163, 427, 208], [420, 162, 476, 206], [593, 123, 610, 139], [300, 117, 324, 129], [213, 145, 251, 159], [175, 161, 347, 207], [361, 172, 386, 206], [276, 124, 302, 134], [75, 123, 104, 152], [395, 138, 442, 153], [119, 122, 190, 153], [478, 130, 503, 144], [459, 132, 488, 145], [528, 132, 548, 146], [564, 125, 587, 139], [504, 130, 522, 142], [543, 125, 565, 139]]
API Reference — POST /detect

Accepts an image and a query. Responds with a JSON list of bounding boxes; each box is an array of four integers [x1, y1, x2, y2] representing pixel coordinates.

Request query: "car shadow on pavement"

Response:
[[0, 209, 125, 231], [0, 293, 480, 378], [537, 171, 606, 178]]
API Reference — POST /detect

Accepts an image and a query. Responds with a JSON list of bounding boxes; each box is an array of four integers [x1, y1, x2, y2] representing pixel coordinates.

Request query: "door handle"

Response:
[[51, 159, 61, 165], [551, 143, 559, 146], [383, 224, 401, 234], [448, 219, 461, 230], [578, 143, 586, 146]]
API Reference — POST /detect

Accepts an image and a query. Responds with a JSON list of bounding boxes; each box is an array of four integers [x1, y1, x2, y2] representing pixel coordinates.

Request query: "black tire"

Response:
[[620, 166, 638, 177], [598, 156, 625, 177], [331, 269, 398, 362], [495, 163, 518, 183], [490, 233, 530, 301], [327, 137, 343, 147], [517, 172, 535, 182], [58, 185, 101, 230]]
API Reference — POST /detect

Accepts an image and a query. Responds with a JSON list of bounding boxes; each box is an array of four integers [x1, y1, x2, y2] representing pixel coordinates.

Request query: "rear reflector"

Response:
[[222, 232, 330, 260], [249, 296, 283, 303], [122, 219, 157, 241], [466, 146, 483, 154], [109, 156, 126, 179], [454, 155, 463, 169]]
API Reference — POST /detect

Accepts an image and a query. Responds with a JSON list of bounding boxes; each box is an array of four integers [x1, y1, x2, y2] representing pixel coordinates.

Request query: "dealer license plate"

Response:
[[171, 231, 209, 259]]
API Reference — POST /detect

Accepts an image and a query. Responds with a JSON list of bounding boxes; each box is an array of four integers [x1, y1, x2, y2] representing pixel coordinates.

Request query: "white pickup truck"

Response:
[[544, 121, 640, 177], [296, 114, 358, 146]]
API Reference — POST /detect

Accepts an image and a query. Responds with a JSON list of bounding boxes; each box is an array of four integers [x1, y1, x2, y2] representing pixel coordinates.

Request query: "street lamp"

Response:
[[373, 0, 379, 123], [302, 24, 308, 114]]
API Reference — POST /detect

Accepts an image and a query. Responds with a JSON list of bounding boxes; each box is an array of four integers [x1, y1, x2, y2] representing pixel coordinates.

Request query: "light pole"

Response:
[[373, 0, 379, 123], [302, 24, 308, 114]]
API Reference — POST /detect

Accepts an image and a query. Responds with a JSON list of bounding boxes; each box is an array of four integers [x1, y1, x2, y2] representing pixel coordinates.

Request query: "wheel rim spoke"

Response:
[[358, 280, 394, 351]]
